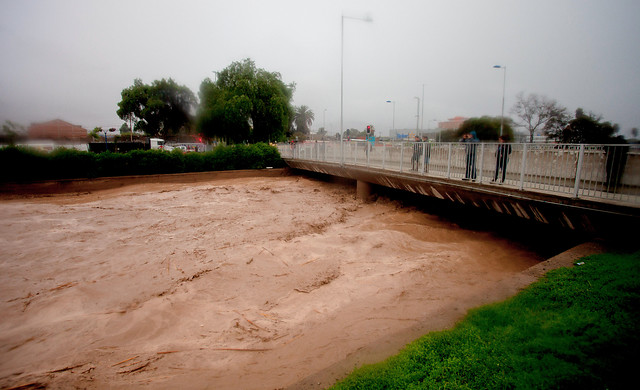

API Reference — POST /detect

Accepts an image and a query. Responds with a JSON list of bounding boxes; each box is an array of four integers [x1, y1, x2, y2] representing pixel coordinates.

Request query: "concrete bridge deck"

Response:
[[283, 157, 639, 236]]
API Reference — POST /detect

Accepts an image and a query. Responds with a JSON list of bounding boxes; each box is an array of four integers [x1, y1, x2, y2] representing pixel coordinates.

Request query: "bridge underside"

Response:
[[284, 159, 639, 236]]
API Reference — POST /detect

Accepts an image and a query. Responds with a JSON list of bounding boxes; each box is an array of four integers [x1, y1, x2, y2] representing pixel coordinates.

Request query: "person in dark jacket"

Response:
[[411, 135, 422, 171], [422, 135, 431, 173], [461, 131, 479, 180], [492, 135, 512, 183]]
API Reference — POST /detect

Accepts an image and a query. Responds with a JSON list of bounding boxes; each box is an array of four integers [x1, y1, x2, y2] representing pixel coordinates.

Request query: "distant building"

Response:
[[28, 119, 88, 141], [389, 129, 425, 139], [438, 116, 468, 131]]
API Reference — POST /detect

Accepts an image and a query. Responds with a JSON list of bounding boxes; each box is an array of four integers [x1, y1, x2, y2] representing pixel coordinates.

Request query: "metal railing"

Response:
[[278, 141, 640, 205]]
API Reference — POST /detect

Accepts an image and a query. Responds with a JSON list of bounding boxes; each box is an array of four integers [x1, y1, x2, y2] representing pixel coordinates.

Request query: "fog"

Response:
[[1, 0, 639, 137]]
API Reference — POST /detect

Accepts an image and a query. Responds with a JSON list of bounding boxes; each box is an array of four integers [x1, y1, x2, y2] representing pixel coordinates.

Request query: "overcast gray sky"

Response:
[[1, 0, 639, 138]]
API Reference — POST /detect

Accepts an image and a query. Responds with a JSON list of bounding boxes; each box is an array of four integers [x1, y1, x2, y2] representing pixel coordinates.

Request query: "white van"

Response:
[[148, 138, 165, 150]]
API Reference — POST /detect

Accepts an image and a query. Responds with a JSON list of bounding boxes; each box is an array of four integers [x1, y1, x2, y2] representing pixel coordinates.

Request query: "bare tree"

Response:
[[511, 92, 569, 142]]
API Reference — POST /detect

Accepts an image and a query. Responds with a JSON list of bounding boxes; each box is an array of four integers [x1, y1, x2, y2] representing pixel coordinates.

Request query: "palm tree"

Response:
[[294, 105, 315, 135]]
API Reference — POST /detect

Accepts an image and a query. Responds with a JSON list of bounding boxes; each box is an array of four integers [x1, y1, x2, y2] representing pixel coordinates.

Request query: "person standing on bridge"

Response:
[[461, 131, 479, 181], [422, 135, 431, 173], [492, 135, 512, 183], [412, 135, 423, 171]]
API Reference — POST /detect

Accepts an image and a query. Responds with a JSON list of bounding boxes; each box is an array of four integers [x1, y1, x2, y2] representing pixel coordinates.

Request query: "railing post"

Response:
[[573, 144, 585, 198], [421, 142, 426, 175], [382, 142, 386, 169], [519, 143, 527, 190], [478, 143, 485, 183], [333, 141, 336, 162], [353, 143, 357, 165], [446, 143, 452, 179], [366, 142, 370, 167], [400, 143, 405, 172]]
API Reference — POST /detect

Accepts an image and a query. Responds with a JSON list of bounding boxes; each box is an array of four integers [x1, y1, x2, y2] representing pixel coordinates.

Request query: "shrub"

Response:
[[48, 148, 98, 179], [0, 146, 49, 182], [96, 151, 132, 177], [0, 143, 284, 182]]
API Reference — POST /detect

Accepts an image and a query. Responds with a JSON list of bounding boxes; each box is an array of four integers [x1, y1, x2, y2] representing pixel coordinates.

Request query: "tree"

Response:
[[558, 109, 621, 144], [293, 105, 315, 135], [117, 78, 197, 138], [0, 120, 25, 145], [197, 59, 295, 144], [317, 127, 327, 139], [456, 116, 514, 141], [511, 92, 569, 142], [89, 127, 103, 141]]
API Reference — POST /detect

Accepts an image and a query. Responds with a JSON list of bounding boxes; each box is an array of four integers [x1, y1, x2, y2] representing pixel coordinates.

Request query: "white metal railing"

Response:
[[278, 141, 640, 205]]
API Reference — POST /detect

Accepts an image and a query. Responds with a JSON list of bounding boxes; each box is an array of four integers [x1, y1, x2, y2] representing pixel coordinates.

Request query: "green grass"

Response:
[[330, 251, 640, 389]]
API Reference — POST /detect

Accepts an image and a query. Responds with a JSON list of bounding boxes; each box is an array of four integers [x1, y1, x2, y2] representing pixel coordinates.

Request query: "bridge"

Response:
[[278, 141, 640, 235]]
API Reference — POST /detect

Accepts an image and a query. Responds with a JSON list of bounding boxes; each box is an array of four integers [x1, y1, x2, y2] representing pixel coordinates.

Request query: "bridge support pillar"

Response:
[[356, 180, 374, 202]]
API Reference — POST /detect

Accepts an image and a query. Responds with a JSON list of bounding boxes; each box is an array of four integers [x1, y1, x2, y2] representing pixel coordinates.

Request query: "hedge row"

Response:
[[0, 143, 285, 182]]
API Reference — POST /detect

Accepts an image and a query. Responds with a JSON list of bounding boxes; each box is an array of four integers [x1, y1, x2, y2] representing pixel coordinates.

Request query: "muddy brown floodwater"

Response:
[[0, 171, 602, 389]]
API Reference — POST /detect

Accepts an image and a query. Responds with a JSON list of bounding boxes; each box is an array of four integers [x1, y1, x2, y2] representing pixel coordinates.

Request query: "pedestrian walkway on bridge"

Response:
[[279, 140, 640, 208]]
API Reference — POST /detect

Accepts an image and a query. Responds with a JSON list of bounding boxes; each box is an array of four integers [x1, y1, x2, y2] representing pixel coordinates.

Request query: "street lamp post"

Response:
[[385, 100, 395, 136], [323, 109, 327, 135], [421, 84, 425, 132], [341, 13, 372, 164], [493, 65, 506, 137], [414, 96, 420, 136]]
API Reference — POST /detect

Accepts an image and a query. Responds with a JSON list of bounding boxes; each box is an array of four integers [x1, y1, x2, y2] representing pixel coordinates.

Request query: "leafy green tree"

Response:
[[456, 116, 514, 141], [438, 129, 459, 142], [557, 109, 622, 144], [117, 78, 197, 137], [197, 59, 295, 144], [511, 92, 569, 142], [89, 127, 103, 141]]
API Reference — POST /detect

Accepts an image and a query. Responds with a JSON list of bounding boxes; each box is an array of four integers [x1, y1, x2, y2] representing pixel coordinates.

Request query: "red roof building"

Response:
[[28, 119, 88, 140], [438, 116, 468, 130]]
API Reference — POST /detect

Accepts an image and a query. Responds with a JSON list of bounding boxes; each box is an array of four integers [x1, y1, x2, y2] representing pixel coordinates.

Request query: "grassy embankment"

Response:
[[331, 251, 639, 389]]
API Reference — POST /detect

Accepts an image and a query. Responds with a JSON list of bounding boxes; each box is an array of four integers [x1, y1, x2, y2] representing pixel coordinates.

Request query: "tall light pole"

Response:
[[414, 96, 420, 136], [421, 84, 425, 132], [323, 109, 327, 132], [341, 13, 372, 164], [385, 100, 395, 136], [493, 65, 506, 137]]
